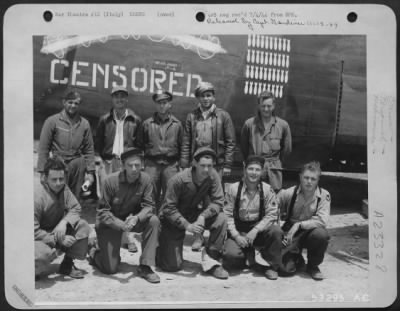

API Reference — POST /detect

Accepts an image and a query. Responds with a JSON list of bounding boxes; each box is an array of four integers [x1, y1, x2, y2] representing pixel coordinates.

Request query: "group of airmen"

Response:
[[34, 82, 331, 284]]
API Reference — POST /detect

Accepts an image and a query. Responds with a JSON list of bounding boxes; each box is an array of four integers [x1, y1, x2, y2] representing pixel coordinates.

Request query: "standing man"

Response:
[[95, 86, 142, 253], [88, 148, 161, 283], [181, 82, 236, 251], [157, 147, 229, 279], [240, 90, 292, 192], [137, 90, 183, 210], [37, 90, 95, 198], [35, 157, 91, 279], [278, 161, 330, 280], [223, 155, 283, 280]]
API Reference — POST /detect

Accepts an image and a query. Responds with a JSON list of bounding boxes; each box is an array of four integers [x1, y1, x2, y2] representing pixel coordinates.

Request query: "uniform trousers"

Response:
[[223, 224, 283, 270], [65, 157, 88, 198], [35, 219, 91, 276], [92, 215, 160, 274], [144, 159, 179, 212], [157, 212, 228, 272]]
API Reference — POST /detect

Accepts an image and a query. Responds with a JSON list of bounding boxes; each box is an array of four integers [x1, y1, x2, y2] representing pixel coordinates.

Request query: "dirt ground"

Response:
[[34, 194, 369, 307]]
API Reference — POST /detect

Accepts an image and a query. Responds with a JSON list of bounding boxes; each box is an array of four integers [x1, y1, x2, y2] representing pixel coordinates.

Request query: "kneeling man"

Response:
[[278, 161, 330, 280], [223, 155, 283, 280], [88, 148, 160, 283], [157, 147, 229, 279], [35, 157, 91, 279]]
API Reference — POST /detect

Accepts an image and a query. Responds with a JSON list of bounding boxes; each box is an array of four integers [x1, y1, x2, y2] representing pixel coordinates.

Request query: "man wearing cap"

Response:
[[35, 157, 91, 279], [240, 90, 292, 192], [278, 161, 330, 280], [37, 90, 95, 198], [137, 90, 183, 210], [88, 148, 161, 283], [157, 147, 229, 279], [95, 86, 142, 253], [181, 81, 236, 251], [223, 155, 283, 280]]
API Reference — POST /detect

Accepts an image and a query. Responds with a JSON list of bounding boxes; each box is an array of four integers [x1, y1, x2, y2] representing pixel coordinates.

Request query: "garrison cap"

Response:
[[258, 89, 274, 100], [111, 86, 128, 96], [63, 90, 81, 100], [121, 147, 144, 161], [152, 89, 173, 102], [193, 147, 216, 161], [244, 155, 265, 168], [194, 82, 215, 97]]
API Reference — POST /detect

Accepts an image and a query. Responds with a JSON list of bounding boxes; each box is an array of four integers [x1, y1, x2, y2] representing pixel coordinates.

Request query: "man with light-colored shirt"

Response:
[[240, 90, 292, 192], [95, 86, 142, 253], [278, 161, 330, 280], [223, 155, 283, 280]]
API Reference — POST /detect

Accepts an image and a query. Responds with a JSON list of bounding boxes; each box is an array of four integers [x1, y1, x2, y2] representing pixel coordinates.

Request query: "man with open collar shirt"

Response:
[[180, 81, 236, 251], [223, 155, 283, 280], [240, 90, 292, 192], [137, 90, 183, 211], [95, 86, 142, 253], [37, 90, 95, 198], [35, 157, 91, 280], [278, 161, 330, 280], [88, 148, 161, 283], [157, 147, 229, 280]]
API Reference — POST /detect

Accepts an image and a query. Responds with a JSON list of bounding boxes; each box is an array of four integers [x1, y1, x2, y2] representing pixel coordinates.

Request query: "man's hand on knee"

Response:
[[61, 235, 77, 248], [53, 220, 67, 244]]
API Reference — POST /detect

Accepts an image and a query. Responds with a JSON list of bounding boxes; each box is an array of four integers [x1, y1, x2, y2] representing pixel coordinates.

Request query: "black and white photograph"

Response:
[[4, 4, 397, 308]]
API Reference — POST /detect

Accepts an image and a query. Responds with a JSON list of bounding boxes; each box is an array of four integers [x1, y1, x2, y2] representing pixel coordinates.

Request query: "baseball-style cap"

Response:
[[244, 155, 265, 168], [121, 147, 144, 161], [63, 90, 81, 100], [258, 89, 274, 100], [194, 82, 215, 97], [111, 86, 128, 96], [152, 89, 173, 102], [193, 147, 216, 161]]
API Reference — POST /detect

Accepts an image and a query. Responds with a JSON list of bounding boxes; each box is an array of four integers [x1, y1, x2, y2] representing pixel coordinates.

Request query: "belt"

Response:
[[146, 155, 179, 163], [103, 154, 121, 160]]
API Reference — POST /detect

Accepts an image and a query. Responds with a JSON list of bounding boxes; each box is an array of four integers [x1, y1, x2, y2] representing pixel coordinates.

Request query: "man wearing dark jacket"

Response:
[[137, 90, 183, 210], [157, 147, 229, 279], [181, 82, 236, 251]]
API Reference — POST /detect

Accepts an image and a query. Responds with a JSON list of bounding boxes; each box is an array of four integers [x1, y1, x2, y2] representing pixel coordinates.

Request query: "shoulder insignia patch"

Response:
[[326, 193, 331, 202]]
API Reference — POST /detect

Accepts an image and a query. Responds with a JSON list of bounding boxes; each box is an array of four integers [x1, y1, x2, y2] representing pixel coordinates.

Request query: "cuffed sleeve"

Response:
[[136, 179, 155, 222], [222, 112, 236, 168], [280, 121, 292, 162], [223, 183, 240, 238], [82, 121, 95, 172], [254, 186, 279, 232], [180, 114, 192, 168], [161, 176, 190, 230], [97, 179, 126, 231], [63, 186, 82, 226], [300, 191, 331, 230], [200, 171, 224, 219], [34, 200, 56, 247]]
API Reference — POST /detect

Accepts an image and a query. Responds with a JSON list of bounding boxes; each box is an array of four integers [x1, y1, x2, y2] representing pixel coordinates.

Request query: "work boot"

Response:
[[306, 265, 324, 281], [137, 265, 160, 283], [265, 267, 279, 280], [59, 256, 84, 279], [191, 233, 204, 252], [209, 265, 229, 279]]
